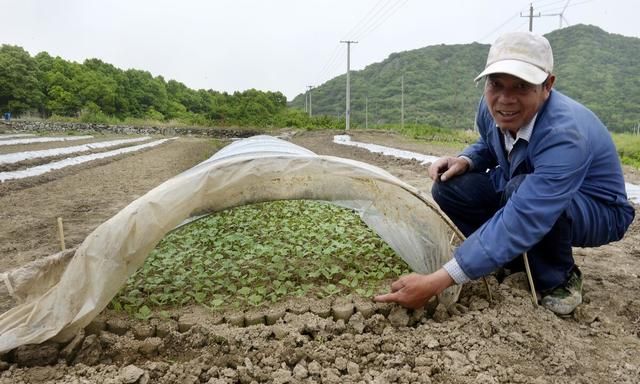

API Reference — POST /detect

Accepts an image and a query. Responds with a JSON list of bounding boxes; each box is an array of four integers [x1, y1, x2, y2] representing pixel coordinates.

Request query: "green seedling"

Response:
[[112, 200, 411, 316]]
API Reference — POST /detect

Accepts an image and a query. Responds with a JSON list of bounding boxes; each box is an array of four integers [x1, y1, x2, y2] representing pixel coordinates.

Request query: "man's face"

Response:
[[484, 73, 554, 134]]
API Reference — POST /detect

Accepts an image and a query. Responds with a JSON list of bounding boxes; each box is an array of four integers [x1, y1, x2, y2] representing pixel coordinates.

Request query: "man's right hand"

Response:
[[428, 156, 470, 182], [373, 269, 455, 309]]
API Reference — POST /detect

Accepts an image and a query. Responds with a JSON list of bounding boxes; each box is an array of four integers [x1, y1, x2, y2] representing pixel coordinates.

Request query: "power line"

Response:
[[314, 44, 344, 86], [313, 0, 395, 87], [541, 0, 571, 28], [342, 0, 390, 40], [313, 0, 407, 87], [315, 44, 341, 78], [541, 0, 593, 13], [514, 20, 531, 31], [520, 0, 592, 33], [350, 0, 409, 42], [478, 12, 521, 42], [479, 0, 588, 43], [532, 0, 572, 9]]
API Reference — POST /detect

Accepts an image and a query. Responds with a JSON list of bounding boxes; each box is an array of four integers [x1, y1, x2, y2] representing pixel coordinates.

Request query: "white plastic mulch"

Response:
[[0, 138, 177, 182], [333, 134, 440, 165], [0, 135, 94, 146], [0, 134, 36, 140], [333, 135, 640, 204], [624, 183, 640, 205], [0, 137, 151, 165]]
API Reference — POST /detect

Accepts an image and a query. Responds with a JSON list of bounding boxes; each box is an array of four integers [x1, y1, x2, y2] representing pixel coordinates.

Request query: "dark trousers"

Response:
[[431, 172, 575, 292]]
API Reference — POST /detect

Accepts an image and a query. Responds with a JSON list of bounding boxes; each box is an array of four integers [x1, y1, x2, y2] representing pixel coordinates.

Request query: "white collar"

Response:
[[501, 114, 537, 154]]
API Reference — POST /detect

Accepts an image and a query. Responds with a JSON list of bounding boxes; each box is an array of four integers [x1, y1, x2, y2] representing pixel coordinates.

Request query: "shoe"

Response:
[[541, 268, 583, 315]]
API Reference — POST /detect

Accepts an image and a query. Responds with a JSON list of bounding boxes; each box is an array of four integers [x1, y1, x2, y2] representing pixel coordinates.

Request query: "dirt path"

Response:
[[1, 130, 639, 383]]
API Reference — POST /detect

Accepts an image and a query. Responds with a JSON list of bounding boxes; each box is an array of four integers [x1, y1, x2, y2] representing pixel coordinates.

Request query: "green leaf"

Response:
[[248, 294, 263, 306], [209, 298, 224, 307], [135, 305, 152, 320], [237, 286, 252, 296]]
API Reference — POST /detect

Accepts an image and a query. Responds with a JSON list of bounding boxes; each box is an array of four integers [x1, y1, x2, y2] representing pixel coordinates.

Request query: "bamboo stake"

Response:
[[449, 229, 493, 302], [481, 276, 493, 302], [57, 217, 66, 251], [522, 251, 538, 307]]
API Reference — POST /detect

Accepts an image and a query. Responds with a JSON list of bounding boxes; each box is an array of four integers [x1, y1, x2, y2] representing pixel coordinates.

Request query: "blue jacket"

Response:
[[454, 90, 635, 280]]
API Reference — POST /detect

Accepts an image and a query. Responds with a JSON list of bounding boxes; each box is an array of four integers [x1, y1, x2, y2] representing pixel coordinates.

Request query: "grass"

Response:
[[377, 126, 640, 171], [612, 133, 640, 169], [111, 200, 411, 318]]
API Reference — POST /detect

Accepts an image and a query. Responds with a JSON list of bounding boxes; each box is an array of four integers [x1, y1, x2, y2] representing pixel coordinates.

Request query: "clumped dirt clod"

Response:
[[1, 130, 640, 383]]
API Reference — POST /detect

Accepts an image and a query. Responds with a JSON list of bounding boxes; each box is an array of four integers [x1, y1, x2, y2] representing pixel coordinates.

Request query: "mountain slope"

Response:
[[291, 25, 640, 132]]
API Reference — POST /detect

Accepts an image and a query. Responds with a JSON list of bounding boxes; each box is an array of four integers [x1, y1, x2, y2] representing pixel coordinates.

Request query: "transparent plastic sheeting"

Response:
[[0, 135, 461, 353], [334, 135, 640, 204], [0, 135, 93, 146], [0, 138, 175, 182], [0, 136, 151, 165]]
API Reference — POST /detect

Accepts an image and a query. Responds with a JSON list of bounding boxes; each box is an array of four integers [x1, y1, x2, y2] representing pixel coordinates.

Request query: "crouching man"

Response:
[[375, 31, 634, 315]]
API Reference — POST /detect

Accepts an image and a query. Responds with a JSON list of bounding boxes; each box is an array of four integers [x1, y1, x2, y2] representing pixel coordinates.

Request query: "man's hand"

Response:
[[428, 156, 470, 182], [373, 269, 455, 309]]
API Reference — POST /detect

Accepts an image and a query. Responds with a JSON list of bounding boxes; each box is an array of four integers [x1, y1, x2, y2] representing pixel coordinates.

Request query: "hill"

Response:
[[290, 25, 640, 132]]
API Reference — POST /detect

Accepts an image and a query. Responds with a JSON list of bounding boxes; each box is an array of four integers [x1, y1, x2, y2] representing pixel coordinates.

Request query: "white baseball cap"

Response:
[[475, 31, 554, 85]]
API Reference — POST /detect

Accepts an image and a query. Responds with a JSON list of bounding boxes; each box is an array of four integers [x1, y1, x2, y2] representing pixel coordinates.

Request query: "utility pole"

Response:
[[340, 40, 357, 130], [307, 85, 313, 117], [521, 3, 541, 32], [304, 90, 308, 113], [400, 74, 404, 130], [365, 96, 368, 130]]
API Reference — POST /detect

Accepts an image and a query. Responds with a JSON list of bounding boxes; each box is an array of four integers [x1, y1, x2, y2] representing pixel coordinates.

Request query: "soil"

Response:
[[1, 130, 640, 383]]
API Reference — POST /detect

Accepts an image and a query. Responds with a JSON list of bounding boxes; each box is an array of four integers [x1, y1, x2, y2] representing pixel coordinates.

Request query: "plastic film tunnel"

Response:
[[0, 135, 462, 353]]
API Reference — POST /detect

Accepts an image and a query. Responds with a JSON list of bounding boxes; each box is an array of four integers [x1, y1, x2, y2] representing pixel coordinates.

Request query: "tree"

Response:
[[0, 45, 43, 114], [1, 44, 341, 128]]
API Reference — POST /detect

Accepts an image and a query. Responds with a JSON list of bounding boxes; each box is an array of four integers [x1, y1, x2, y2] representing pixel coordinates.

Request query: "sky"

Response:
[[0, 0, 637, 101]]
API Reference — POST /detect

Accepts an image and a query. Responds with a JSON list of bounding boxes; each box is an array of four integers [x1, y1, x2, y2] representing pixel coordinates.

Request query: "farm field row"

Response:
[[0, 130, 639, 383], [0, 134, 177, 180]]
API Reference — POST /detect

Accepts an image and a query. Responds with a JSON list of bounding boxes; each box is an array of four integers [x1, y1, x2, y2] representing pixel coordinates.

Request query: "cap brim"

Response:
[[474, 59, 549, 84]]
